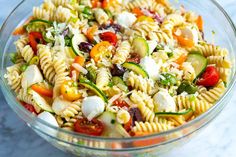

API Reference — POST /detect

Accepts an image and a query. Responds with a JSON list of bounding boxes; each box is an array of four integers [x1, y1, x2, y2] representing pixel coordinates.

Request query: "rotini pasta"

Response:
[[38, 44, 56, 84], [6, 0, 232, 138], [112, 40, 131, 64]]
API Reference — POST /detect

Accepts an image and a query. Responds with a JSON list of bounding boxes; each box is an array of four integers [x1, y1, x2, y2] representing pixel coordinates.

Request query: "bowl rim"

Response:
[[0, 0, 236, 145]]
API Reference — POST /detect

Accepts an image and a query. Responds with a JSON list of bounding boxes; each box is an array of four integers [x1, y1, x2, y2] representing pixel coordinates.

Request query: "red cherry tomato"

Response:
[[99, 32, 118, 46], [197, 66, 220, 87], [21, 102, 37, 114], [123, 117, 132, 132], [28, 32, 45, 54], [74, 118, 104, 136], [113, 99, 129, 108]]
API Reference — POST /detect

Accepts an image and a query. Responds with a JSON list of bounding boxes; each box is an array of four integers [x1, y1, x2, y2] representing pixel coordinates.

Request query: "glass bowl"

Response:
[[0, 0, 236, 156]]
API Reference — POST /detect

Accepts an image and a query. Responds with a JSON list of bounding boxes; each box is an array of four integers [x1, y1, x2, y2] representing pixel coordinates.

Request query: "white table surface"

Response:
[[0, 0, 236, 157]]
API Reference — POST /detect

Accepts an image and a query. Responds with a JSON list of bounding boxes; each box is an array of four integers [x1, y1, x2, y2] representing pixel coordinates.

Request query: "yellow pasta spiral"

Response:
[[132, 121, 173, 133], [187, 44, 228, 57], [197, 81, 226, 104], [112, 40, 131, 64], [175, 95, 213, 115], [207, 56, 231, 68], [21, 45, 34, 63], [216, 67, 230, 82], [53, 58, 69, 98], [124, 71, 154, 94], [96, 67, 111, 91], [38, 44, 56, 84]]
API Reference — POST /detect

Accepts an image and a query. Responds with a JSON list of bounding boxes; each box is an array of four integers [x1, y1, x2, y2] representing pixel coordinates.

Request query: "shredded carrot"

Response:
[[196, 15, 203, 31], [132, 8, 144, 17], [86, 25, 98, 42], [175, 53, 187, 65]]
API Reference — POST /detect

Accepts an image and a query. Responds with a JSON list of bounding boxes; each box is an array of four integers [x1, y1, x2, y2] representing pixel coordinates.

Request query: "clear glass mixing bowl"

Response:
[[0, 0, 236, 156]]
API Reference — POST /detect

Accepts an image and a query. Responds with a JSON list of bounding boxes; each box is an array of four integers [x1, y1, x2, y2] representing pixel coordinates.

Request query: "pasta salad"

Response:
[[5, 0, 231, 137]]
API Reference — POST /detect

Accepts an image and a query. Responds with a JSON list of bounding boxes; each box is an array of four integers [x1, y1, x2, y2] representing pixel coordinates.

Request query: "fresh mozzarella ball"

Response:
[[116, 11, 137, 28], [21, 65, 43, 89], [52, 97, 72, 115], [38, 111, 59, 127], [180, 26, 199, 44], [116, 109, 130, 124], [140, 56, 161, 80], [153, 89, 176, 112], [82, 96, 105, 121]]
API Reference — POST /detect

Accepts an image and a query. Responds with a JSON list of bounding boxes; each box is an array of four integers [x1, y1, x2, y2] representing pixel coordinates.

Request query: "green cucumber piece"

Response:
[[25, 19, 52, 33], [123, 62, 149, 78], [155, 108, 193, 120], [186, 53, 207, 79], [29, 89, 54, 113], [132, 37, 149, 58], [112, 77, 128, 92], [71, 34, 87, 56], [79, 79, 108, 102], [98, 111, 116, 128]]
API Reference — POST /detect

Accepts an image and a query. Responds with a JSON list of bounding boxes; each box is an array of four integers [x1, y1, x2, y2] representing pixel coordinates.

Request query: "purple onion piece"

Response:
[[79, 42, 93, 53], [129, 108, 143, 126], [111, 64, 125, 76], [61, 27, 69, 37]]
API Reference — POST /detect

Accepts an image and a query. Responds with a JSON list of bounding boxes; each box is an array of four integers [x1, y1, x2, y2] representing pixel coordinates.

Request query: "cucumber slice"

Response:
[[79, 79, 108, 102], [98, 111, 116, 128], [155, 108, 193, 120], [132, 37, 149, 58], [112, 77, 128, 92], [123, 62, 149, 78], [29, 89, 54, 113], [186, 53, 207, 78], [25, 19, 52, 33], [71, 34, 87, 56]]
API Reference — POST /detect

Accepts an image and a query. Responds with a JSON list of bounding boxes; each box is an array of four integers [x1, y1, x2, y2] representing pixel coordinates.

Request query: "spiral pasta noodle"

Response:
[[132, 121, 173, 133], [15, 35, 29, 55], [5, 63, 24, 93], [96, 67, 111, 91], [207, 56, 231, 68], [124, 71, 154, 94], [197, 81, 226, 103], [187, 44, 228, 57], [17, 89, 41, 113], [130, 90, 154, 111], [131, 21, 160, 39], [161, 13, 185, 37], [112, 40, 131, 64], [94, 9, 109, 25], [21, 45, 34, 63], [175, 96, 213, 115], [38, 44, 56, 84], [53, 58, 69, 98], [216, 67, 230, 82]]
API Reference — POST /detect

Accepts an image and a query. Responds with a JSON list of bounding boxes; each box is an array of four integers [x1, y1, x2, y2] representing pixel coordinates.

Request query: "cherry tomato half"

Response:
[[21, 102, 37, 114], [28, 32, 45, 54], [113, 99, 129, 108], [74, 118, 104, 136], [197, 66, 220, 87], [123, 117, 132, 132], [60, 80, 82, 101], [99, 32, 118, 46], [90, 41, 112, 62]]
